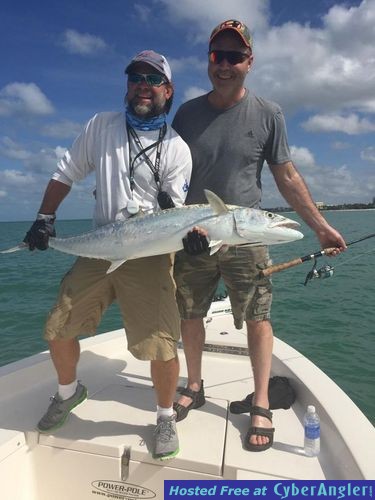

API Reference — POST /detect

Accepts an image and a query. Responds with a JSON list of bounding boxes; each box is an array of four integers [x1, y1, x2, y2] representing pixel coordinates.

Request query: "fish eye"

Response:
[[266, 212, 275, 219]]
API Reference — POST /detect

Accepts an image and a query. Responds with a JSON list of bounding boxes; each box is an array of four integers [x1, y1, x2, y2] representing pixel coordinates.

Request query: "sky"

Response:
[[0, 0, 374, 221]]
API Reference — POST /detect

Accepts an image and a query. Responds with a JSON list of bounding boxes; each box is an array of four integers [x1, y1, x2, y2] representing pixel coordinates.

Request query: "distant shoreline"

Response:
[[322, 208, 375, 212], [262, 207, 375, 214]]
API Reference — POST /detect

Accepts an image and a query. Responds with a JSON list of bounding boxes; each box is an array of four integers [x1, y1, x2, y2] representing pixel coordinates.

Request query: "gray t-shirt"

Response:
[[172, 89, 291, 208]]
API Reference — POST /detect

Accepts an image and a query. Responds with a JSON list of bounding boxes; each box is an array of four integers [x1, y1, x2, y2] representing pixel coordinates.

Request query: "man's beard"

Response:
[[128, 95, 166, 119]]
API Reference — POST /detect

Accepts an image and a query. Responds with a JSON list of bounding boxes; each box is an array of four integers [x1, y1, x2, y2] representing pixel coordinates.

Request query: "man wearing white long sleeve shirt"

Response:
[[23, 50, 192, 461]]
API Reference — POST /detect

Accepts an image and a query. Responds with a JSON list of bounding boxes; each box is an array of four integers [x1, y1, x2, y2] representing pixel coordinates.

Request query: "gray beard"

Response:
[[128, 96, 165, 119], [132, 103, 157, 117]]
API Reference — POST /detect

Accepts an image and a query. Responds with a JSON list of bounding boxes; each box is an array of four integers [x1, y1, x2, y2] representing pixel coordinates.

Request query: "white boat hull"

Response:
[[0, 299, 374, 499]]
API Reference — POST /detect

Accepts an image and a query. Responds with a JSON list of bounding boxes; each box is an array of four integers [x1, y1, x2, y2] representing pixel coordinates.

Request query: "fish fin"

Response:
[[106, 259, 127, 274], [0, 242, 28, 254], [219, 244, 230, 254], [204, 190, 229, 215], [209, 240, 223, 255], [237, 242, 263, 247]]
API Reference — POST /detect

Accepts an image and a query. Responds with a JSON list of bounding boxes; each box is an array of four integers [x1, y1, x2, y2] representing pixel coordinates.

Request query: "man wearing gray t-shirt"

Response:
[[172, 19, 346, 452]]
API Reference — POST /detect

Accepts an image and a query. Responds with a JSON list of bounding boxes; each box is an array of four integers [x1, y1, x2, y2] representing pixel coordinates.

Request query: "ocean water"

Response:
[[0, 211, 374, 424]]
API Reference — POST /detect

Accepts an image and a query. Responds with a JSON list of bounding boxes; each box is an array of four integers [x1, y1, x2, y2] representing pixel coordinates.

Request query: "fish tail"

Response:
[[0, 242, 28, 254]]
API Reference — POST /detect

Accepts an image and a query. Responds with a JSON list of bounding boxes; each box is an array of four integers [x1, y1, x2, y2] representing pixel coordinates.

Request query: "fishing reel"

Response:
[[259, 232, 374, 286], [304, 259, 334, 286]]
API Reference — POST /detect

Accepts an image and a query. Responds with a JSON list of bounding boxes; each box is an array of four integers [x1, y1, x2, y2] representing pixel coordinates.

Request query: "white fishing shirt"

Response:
[[52, 112, 192, 227]]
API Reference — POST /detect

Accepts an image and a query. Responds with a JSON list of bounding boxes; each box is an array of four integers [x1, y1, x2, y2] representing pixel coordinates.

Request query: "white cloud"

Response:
[[290, 148, 374, 204], [55, 146, 67, 158], [161, 0, 375, 119], [61, 29, 108, 56], [169, 56, 206, 74], [24, 146, 66, 175], [41, 120, 83, 139], [261, 144, 375, 206], [331, 141, 351, 150], [134, 3, 152, 22], [0, 144, 67, 213], [249, 15, 375, 115], [0, 137, 66, 176], [0, 169, 36, 188], [302, 113, 375, 135], [183, 86, 207, 101], [323, 1, 375, 59], [0, 165, 94, 220], [0, 137, 32, 161], [0, 82, 54, 116], [158, 0, 269, 43], [290, 146, 315, 168], [361, 146, 375, 162]]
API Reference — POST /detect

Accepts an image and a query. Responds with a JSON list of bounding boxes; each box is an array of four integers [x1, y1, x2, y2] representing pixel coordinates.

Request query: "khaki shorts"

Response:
[[174, 245, 272, 329], [44, 255, 180, 361]]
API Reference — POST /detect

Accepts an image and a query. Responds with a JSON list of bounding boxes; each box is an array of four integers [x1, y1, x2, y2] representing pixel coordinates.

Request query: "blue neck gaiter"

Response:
[[125, 107, 166, 131]]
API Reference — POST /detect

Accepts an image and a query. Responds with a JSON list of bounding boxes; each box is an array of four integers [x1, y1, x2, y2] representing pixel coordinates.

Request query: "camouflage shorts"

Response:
[[174, 245, 273, 329]]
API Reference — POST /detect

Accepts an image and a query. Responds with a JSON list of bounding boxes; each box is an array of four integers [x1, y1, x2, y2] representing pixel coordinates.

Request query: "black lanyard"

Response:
[[127, 123, 167, 192]]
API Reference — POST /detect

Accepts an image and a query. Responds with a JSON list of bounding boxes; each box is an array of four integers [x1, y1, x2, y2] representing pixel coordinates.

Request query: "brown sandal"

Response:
[[173, 380, 205, 422], [244, 405, 275, 452]]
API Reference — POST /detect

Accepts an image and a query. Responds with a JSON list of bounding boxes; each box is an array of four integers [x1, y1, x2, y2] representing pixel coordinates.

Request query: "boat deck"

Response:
[[0, 306, 374, 499]]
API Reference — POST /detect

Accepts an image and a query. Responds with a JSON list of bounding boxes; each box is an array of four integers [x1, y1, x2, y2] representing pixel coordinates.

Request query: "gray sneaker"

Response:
[[37, 382, 88, 433], [153, 414, 179, 460]]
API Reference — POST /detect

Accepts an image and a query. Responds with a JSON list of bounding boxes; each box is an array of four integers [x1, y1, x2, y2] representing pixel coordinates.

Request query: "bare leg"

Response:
[[246, 319, 273, 447], [48, 338, 80, 385], [176, 318, 205, 407], [151, 356, 180, 408]]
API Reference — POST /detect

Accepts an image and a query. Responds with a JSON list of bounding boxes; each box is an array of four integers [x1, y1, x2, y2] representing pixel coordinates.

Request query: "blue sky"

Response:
[[0, 0, 374, 221]]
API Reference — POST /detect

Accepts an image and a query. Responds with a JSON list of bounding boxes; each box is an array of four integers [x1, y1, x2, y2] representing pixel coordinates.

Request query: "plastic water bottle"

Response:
[[304, 405, 320, 456]]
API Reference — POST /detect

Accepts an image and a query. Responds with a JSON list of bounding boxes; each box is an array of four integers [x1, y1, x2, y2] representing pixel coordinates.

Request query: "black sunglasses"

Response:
[[208, 50, 250, 65], [128, 73, 167, 87]]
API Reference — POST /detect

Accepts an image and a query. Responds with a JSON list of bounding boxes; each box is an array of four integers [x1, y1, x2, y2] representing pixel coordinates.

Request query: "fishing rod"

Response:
[[259, 232, 375, 285]]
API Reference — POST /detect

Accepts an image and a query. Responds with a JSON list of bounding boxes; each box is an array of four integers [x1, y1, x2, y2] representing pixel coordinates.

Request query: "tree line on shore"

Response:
[[264, 202, 375, 213]]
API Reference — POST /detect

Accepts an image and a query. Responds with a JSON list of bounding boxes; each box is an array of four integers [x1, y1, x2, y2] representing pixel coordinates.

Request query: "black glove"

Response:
[[182, 229, 209, 256], [23, 214, 56, 251]]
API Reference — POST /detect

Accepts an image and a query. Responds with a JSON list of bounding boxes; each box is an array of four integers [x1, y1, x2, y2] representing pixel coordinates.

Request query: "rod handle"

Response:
[[259, 248, 337, 277], [260, 257, 303, 277]]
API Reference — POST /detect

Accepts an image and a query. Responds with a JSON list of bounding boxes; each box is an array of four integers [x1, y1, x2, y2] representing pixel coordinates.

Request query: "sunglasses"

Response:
[[128, 73, 167, 87], [208, 50, 250, 65]]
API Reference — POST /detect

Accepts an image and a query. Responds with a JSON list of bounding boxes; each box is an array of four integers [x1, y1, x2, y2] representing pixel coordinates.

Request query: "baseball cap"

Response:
[[209, 20, 253, 50], [125, 50, 172, 82]]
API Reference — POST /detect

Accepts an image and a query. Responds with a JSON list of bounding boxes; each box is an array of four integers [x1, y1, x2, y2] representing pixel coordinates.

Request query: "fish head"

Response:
[[233, 208, 304, 245]]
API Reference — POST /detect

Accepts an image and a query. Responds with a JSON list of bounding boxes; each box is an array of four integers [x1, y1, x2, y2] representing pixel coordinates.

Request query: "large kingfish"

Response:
[[1, 191, 303, 272], [47, 190, 303, 273]]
